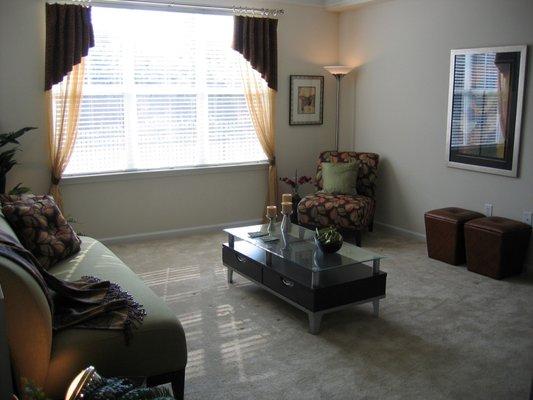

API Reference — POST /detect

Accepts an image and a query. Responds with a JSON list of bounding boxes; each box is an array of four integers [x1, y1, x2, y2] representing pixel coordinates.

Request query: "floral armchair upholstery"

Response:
[[297, 151, 380, 238]]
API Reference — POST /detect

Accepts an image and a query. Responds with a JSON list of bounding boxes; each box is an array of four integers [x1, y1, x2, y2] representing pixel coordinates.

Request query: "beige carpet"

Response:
[[108, 228, 533, 400]]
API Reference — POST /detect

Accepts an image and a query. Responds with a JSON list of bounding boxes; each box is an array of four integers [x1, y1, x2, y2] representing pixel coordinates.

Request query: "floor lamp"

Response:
[[324, 66, 353, 151]]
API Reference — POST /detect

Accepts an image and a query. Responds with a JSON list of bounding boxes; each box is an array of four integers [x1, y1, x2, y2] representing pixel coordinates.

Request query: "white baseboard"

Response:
[[374, 220, 426, 241], [99, 218, 263, 244], [98, 218, 532, 273]]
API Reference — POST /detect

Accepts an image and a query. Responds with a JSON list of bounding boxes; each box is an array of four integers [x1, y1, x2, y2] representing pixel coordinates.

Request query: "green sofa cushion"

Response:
[[44, 237, 187, 399]]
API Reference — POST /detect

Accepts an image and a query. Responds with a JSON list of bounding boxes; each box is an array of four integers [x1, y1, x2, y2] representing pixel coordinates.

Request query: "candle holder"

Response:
[[281, 229, 287, 246], [266, 215, 276, 234], [281, 209, 292, 233]]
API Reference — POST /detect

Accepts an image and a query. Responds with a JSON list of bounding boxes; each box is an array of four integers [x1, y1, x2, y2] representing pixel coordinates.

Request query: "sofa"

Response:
[[298, 151, 380, 246], [0, 213, 187, 399]]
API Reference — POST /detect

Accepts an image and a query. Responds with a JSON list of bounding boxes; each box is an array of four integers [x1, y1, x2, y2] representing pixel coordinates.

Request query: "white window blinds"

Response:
[[450, 53, 503, 148], [62, 7, 265, 176]]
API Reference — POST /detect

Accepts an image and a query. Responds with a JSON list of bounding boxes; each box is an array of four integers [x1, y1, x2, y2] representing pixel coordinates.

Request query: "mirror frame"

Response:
[[445, 45, 527, 177]]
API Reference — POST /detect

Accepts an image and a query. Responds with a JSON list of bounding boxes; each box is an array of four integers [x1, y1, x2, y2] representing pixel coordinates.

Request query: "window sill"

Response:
[[61, 161, 269, 185]]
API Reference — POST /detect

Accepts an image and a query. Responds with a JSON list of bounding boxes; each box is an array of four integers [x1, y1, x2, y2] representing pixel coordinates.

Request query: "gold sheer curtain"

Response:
[[239, 58, 278, 207], [46, 60, 85, 208]]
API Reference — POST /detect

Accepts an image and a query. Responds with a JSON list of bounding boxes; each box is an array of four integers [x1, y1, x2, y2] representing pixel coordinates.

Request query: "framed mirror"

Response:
[[445, 45, 527, 177]]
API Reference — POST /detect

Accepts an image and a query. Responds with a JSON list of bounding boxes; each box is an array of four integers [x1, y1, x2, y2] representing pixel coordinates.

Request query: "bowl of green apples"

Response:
[[315, 226, 343, 254]]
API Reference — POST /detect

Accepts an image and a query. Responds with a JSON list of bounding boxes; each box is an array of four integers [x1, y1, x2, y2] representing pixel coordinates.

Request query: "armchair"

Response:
[[297, 151, 379, 246]]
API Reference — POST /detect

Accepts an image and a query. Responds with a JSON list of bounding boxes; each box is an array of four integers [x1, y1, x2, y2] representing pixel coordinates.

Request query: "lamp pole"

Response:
[[324, 66, 353, 152], [333, 74, 343, 151]]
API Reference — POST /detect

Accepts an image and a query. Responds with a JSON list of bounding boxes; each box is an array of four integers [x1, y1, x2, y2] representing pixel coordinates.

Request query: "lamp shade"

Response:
[[65, 366, 101, 400], [323, 65, 353, 76]]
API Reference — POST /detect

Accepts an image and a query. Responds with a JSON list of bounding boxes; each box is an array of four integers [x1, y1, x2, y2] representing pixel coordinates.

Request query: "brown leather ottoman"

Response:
[[424, 207, 485, 265], [464, 217, 532, 279]]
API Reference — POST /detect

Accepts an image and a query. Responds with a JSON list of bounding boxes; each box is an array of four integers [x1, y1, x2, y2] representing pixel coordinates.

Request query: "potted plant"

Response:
[[315, 226, 343, 253], [280, 169, 313, 223], [0, 127, 35, 194]]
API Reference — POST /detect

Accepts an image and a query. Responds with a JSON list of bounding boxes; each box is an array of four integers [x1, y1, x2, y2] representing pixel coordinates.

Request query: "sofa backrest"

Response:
[[0, 212, 52, 391], [316, 151, 380, 198]]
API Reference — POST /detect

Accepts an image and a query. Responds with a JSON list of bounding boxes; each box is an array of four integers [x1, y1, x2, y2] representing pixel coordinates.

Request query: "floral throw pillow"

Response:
[[0, 194, 81, 269]]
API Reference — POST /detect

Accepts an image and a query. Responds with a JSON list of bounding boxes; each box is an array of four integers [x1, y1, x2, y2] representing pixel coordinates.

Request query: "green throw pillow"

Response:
[[322, 162, 358, 195]]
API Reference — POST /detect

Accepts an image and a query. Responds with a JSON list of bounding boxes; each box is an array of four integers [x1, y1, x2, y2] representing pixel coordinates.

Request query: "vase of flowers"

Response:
[[280, 169, 313, 223]]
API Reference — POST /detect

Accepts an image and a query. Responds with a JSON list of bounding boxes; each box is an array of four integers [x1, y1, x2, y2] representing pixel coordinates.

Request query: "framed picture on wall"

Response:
[[445, 45, 527, 177], [289, 75, 324, 125]]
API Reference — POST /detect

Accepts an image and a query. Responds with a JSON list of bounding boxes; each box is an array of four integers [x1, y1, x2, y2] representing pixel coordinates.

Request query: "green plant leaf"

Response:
[[0, 148, 18, 174], [9, 183, 32, 195], [21, 377, 52, 400], [0, 126, 36, 147]]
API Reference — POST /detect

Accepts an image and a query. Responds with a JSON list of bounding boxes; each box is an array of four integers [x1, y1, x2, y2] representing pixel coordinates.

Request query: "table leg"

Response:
[[311, 270, 319, 289], [266, 251, 272, 267], [227, 268, 234, 284], [373, 299, 380, 317], [308, 312, 322, 334], [372, 259, 380, 275]]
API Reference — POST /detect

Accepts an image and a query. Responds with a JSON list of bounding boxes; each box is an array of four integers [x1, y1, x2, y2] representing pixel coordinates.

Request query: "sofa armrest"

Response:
[[0, 257, 52, 390]]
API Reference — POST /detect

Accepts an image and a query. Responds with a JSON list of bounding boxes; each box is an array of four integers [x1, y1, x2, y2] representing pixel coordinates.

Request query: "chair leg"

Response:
[[147, 368, 185, 400]]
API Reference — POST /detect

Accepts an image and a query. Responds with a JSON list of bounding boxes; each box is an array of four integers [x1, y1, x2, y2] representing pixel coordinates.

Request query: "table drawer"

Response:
[[262, 267, 314, 310], [222, 245, 262, 282]]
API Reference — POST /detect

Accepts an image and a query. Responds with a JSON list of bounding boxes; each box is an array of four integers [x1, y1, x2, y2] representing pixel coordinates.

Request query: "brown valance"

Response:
[[232, 16, 278, 91], [45, 3, 94, 91]]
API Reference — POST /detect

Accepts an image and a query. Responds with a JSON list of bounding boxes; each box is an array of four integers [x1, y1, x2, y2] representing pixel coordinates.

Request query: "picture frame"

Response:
[[289, 75, 324, 125], [445, 45, 527, 177]]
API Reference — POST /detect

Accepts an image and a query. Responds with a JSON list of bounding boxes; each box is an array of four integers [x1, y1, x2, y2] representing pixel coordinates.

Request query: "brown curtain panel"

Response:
[[45, 3, 94, 91], [232, 15, 278, 91]]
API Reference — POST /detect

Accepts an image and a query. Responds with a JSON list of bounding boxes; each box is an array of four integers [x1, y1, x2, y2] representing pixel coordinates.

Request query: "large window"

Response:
[[61, 7, 265, 176]]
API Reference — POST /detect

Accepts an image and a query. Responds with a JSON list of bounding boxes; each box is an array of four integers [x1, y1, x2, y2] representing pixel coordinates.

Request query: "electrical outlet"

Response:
[[484, 203, 493, 217], [523, 211, 532, 226]]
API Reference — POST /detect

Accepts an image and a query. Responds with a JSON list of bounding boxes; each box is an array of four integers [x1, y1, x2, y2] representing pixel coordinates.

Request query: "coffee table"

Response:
[[222, 223, 387, 334]]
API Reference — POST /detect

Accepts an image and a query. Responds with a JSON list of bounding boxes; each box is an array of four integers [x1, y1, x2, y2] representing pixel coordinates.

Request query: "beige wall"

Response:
[[0, 0, 338, 239], [338, 0, 533, 265]]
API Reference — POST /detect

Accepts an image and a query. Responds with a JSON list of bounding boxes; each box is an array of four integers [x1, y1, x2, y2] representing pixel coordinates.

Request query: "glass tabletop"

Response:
[[224, 223, 385, 272]]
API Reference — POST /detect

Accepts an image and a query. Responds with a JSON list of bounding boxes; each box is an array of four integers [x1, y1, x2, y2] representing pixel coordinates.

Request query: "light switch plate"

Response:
[[484, 204, 493, 217], [523, 211, 532, 226]]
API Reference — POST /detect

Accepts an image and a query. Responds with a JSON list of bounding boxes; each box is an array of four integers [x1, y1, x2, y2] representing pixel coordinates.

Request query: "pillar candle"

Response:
[[281, 202, 292, 214], [266, 205, 277, 218], [282, 193, 292, 203]]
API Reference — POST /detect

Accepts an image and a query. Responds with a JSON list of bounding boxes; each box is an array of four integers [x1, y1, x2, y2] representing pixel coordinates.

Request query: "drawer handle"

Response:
[[235, 254, 247, 263], [281, 278, 294, 287]]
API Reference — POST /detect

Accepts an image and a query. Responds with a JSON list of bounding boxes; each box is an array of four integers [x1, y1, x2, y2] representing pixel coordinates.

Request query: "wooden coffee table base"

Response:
[[228, 266, 384, 334], [223, 241, 387, 334]]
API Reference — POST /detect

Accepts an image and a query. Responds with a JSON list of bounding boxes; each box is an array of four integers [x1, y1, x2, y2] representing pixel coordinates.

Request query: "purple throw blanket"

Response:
[[0, 230, 145, 343]]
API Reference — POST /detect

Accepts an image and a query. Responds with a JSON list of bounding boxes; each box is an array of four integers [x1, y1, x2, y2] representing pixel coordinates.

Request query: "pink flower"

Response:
[[298, 176, 312, 185]]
